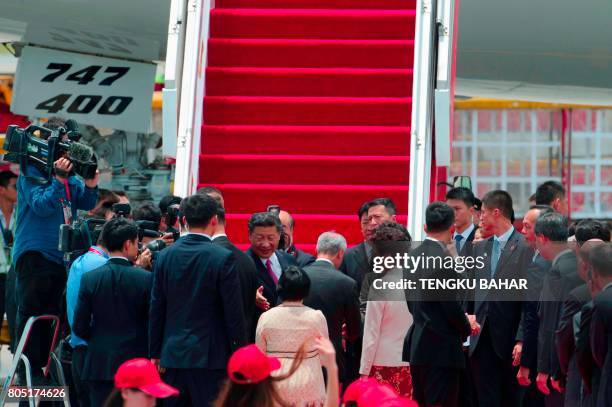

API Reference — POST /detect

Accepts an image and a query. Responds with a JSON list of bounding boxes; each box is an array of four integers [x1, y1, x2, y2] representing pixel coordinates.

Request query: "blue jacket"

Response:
[[13, 166, 98, 266], [66, 246, 109, 347]]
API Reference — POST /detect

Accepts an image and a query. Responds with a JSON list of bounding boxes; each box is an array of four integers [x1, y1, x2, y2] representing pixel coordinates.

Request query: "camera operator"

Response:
[[12, 119, 99, 380], [132, 203, 170, 270], [159, 195, 182, 234]]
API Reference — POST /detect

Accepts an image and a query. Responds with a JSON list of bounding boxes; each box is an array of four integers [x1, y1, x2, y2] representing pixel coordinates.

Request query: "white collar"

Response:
[[212, 233, 227, 240], [454, 223, 475, 240], [109, 256, 129, 262], [260, 252, 279, 265], [603, 282, 612, 292], [425, 236, 447, 250]]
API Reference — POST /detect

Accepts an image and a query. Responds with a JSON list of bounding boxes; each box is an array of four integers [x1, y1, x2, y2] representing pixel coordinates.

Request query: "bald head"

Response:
[[278, 210, 295, 247]]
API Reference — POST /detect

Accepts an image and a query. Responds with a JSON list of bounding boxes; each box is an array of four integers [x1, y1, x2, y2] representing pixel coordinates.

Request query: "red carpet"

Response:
[[200, 0, 415, 251]]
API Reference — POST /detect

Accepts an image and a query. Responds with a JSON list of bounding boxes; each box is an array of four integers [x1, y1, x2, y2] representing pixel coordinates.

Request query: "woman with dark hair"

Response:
[[360, 222, 413, 398], [103, 358, 178, 407], [255, 266, 331, 406]]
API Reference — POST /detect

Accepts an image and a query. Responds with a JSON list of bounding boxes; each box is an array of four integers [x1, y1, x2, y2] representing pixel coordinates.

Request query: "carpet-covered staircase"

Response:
[[199, 0, 416, 251]]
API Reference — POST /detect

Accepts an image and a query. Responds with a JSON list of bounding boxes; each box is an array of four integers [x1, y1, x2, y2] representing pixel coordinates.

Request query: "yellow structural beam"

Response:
[[455, 97, 612, 110]]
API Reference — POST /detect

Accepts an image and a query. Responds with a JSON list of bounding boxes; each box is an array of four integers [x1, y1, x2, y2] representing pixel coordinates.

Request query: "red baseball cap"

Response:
[[228, 345, 281, 384], [343, 378, 416, 407], [114, 359, 179, 399]]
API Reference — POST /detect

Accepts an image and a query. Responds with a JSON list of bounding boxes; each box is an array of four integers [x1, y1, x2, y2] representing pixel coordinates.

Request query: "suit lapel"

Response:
[[496, 230, 520, 275]]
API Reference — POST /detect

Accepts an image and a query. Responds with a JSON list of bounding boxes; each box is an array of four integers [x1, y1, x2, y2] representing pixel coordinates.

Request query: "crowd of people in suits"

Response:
[[6, 168, 612, 407]]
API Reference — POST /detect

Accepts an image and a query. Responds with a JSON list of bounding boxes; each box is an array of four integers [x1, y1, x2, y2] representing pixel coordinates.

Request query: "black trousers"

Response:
[[71, 346, 90, 407], [470, 326, 523, 407], [6, 265, 18, 352], [411, 364, 461, 407], [87, 380, 113, 407], [15, 251, 67, 373], [162, 368, 226, 407]]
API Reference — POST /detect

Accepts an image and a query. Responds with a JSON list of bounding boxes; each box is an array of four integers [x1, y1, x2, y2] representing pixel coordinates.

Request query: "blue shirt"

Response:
[[66, 246, 109, 347], [13, 166, 98, 266]]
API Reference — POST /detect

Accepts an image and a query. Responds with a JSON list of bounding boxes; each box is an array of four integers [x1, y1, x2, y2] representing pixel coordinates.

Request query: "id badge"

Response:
[[60, 199, 73, 225]]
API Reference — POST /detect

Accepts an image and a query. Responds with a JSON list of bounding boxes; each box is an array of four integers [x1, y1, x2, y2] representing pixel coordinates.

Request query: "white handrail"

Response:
[[162, 0, 187, 158], [407, 0, 437, 241], [173, 0, 213, 197]]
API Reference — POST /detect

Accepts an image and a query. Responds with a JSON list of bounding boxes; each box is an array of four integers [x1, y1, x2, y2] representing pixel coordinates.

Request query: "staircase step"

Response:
[[224, 213, 408, 245], [216, 0, 416, 9], [203, 96, 411, 126], [201, 125, 410, 156], [208, 39, 414, 68], [210, 9, 415, 40], [206, 67, 412, 97], [199, 154, 410, 185], [197, 183, 409, 214]]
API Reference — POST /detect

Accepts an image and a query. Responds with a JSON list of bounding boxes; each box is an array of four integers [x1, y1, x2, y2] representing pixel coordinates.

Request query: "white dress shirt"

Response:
[[260, 252, 282, 280], [453, 223, 475, 252]]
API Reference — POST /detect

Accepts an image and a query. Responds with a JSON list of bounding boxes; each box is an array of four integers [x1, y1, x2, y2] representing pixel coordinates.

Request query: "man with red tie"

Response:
[[245, 212, 297, 320]]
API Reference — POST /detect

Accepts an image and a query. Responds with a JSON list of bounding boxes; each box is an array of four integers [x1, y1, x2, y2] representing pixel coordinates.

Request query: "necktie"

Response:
[[454, 234, 463, 253], [490, 239, 501, 277], [266, 259, 278, 284]]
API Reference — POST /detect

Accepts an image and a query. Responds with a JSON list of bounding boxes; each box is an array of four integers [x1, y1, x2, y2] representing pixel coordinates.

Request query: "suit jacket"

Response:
[[150, 234, 246, 369], [521, 252, 552, 369], [288, 245, 316, 268], [340, 242, 370, 293], [592, 285, 612, 406], [403, 240, 472, 368], [213, 235, 259, 341], [303, 260, 361, 382], [246, 249, 296, 321], [73, 258, 151, 381], [537, 250, 581, 375], [469, 229, 533, 359], [575, 301, 599, 395], [555, 283, 591, 378], [456, 227, 477, 314]]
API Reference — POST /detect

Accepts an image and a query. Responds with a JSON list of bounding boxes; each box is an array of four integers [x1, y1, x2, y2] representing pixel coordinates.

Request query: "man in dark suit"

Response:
[[589, 243, 612, 406], [201, 189, 259, 342], [149, 195, 246, 406], [446, 187, 480, 407], [303, 231, 360, 386], [446, 187, 478, 258], [73, 218, 152, 406], [340, 200, 374, 293], [404, 202, 478, 407], [517, 205, 553, 406], [533, 213, 582, 404], [245, 212, 297, 318], [469, 190, 533, 407], [279, 210, 316, 267], [555, 240, 605, 406]]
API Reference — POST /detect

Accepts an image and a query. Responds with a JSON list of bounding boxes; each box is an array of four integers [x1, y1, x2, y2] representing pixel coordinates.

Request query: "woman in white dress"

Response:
[[256, 266, 330, 407]]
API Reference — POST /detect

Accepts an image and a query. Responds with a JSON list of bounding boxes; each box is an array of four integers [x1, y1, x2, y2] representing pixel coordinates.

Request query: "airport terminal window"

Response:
[[451, 108, 612, 219], [451, 109, 563, 217], [570, 109, 612, 218]]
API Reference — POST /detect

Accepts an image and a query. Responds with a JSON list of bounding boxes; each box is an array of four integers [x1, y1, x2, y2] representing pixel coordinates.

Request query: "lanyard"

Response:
[[88, 247, 105, 256], [60, 179, 73, 225], [63, 179, 72, 201]]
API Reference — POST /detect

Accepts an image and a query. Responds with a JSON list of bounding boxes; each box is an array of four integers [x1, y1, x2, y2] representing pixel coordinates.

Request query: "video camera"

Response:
[[3, 120, 97, 182], [135, 220, 167, 253], [58, 217, 106, 262]]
